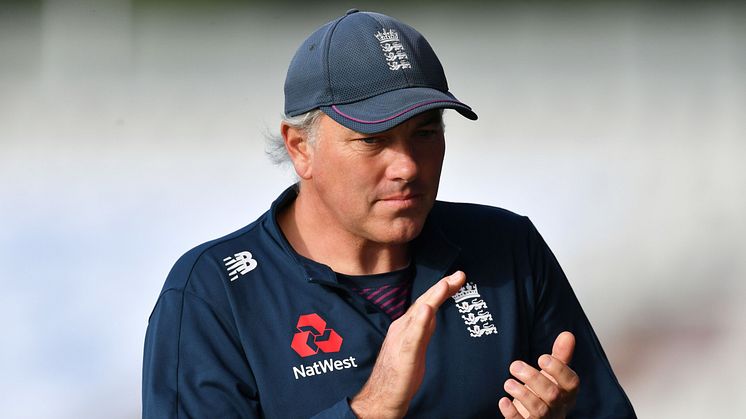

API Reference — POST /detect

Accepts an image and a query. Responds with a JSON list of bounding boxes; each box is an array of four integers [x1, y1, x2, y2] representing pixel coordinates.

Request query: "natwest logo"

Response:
[[290, 313, 343, 357]]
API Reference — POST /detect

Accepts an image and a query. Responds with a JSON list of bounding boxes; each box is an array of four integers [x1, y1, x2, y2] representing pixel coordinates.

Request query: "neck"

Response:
[[277, 187, 410, 276]]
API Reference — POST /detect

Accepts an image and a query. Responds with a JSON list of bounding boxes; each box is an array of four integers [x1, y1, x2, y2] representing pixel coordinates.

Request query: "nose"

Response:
[[386, 142, 419, 183]]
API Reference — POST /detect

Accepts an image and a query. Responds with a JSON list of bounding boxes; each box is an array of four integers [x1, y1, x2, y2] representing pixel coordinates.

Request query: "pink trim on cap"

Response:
[[331, 100, 467, 124]]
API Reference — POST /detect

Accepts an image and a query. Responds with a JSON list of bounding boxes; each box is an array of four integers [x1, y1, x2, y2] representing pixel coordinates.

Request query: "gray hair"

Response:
[[265, 109, 324, 166]]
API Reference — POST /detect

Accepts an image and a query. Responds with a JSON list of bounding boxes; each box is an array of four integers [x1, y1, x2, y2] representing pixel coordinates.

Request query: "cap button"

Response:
[[345, 8, 359, 15]]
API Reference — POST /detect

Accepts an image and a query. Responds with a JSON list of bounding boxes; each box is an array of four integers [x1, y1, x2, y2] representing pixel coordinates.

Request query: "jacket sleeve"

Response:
[[525, 218, 637, 419], [142, 289, 261, 418]]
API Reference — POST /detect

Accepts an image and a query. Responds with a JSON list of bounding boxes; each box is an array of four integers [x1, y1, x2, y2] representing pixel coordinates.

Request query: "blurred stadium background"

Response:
[[1, 0, 744, 417]]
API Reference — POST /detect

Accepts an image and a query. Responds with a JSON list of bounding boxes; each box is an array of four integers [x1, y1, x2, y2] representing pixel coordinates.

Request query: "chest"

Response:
[[230, 270, 529, 418]]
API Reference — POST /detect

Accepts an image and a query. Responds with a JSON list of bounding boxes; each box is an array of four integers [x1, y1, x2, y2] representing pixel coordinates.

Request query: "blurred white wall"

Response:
[[1, 1, 744, 417]]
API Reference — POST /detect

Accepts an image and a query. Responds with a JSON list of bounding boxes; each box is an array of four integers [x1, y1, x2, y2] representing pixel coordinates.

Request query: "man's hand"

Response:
[[350, 271, 466, 419], [498, 331, 580, 419]]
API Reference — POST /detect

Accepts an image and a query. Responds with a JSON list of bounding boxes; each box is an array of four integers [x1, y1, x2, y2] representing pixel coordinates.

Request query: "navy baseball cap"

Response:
[[284, 9, 477, 134]]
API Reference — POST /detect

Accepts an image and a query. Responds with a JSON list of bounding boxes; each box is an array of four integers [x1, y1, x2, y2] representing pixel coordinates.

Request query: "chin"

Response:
[[378, 218, 426, 244]]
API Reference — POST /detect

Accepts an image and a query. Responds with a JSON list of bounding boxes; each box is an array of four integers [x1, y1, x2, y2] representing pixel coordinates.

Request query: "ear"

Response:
[[281, 122, 314, 179]]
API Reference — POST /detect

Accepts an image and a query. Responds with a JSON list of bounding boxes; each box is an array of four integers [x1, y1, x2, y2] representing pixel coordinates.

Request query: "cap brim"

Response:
[[320, 87, 477, 134]]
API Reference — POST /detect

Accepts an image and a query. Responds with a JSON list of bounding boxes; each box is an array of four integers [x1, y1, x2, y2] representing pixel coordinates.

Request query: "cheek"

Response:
[[422, 145, 446, 177], [314, 157, 371, 208]]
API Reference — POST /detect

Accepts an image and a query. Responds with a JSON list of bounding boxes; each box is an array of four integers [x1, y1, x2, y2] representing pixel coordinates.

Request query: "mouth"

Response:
[[377, 193, 425, 210]]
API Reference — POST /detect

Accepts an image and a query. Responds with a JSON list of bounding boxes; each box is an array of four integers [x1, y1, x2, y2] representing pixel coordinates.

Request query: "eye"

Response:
[[415, 129, 441, 139], [357, 137, 382, 144]]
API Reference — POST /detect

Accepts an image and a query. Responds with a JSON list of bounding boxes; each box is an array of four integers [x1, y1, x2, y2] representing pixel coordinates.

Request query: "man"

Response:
[[143, 9, 636, 418]]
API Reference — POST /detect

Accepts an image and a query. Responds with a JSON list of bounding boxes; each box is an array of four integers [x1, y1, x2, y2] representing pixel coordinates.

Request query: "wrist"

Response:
[[350, 389, 405, 419]]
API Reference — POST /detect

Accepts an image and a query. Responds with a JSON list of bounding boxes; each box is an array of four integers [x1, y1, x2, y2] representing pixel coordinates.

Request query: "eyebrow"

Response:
[[414, 114, 443, 129]]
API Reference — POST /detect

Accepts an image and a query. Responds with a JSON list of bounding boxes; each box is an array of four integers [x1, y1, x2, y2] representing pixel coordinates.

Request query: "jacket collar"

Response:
[[263, 185, 460, 290]]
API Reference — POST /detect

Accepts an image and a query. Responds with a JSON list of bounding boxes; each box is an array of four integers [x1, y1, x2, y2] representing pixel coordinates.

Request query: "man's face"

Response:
[[304, 110, 446, 246]]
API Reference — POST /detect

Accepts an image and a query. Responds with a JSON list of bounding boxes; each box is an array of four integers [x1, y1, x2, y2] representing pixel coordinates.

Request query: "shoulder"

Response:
[[160, 211, 270, 297], [424, 200, 550, 262], [429, 200, 532, 240]]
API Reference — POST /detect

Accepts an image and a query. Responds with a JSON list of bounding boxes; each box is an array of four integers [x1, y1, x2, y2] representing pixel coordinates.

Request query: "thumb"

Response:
[[551, 331, 576, 364]]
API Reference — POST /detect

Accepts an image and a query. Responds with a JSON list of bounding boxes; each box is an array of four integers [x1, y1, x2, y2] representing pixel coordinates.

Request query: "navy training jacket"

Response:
[[143, 186, 636, 418]]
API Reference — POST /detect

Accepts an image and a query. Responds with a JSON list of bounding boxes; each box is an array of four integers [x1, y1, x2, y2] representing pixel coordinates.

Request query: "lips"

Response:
[[378, 188, 424, 201], [376, 191, 425, 210], [380, 193, 421, 201]]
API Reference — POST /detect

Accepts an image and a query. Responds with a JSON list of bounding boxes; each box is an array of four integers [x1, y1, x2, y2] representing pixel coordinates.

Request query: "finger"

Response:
[[497, 397, 524, 419], [513, 399, 530, 418], [504, 379, 550, 418], [538, 354, 580, 394], [400, 304, 436, 355], [415, 271, 466, 309], [509, 361, 562, 407], [551, 331, 576, 364], [416, 271, 465, 308]]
